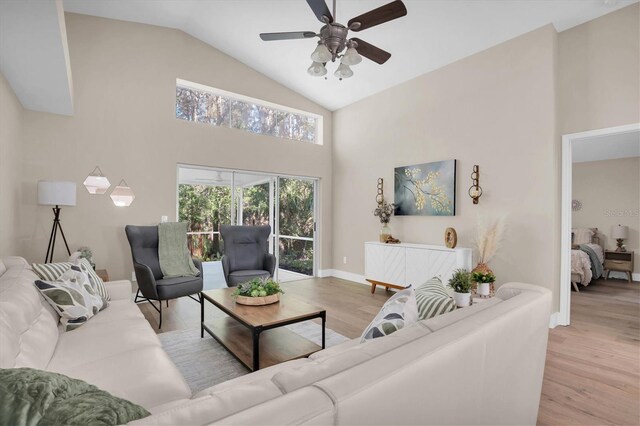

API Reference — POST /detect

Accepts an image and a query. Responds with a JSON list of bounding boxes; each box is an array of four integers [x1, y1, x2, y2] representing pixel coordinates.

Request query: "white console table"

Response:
[[364, 242, 472, 294]]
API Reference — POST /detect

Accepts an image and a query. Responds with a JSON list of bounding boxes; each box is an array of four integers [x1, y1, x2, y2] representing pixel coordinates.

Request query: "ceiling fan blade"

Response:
[[348, 0, 407, 32], [306, 0, 333, 23], [351, 38, 391, 64], [260, 31, 317, 41]]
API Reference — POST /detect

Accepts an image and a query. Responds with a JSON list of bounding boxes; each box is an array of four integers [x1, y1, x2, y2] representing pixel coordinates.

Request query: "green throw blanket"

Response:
[[158, 222, 200, 278], [0, 368, 150, 426], [579, 244, 604, 279]]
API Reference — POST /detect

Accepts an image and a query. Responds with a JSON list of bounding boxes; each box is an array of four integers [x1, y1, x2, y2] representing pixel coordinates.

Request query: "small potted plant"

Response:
[[448, 268, 472, 307], [231, 277, 284, 306], [472, 271, 496, 297]]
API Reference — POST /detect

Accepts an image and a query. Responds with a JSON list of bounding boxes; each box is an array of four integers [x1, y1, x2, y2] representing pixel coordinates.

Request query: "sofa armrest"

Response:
[[192, 257, 204, 277], [105, 280, 133, 301], [221, 255, 230, 284], [1, 256, 30, 269], [264, 253, 276, 277]]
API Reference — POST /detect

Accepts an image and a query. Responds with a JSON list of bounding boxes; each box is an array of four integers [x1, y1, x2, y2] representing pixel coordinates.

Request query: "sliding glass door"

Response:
[[177, 165, 317, 287]]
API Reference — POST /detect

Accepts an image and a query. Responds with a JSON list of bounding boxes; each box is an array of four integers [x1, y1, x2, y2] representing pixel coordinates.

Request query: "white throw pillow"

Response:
[[572, 228, 594, 245], [361, 286, 419, 342]]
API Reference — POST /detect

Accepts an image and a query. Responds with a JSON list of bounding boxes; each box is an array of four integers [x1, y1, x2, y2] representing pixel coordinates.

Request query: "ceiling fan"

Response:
[[259, 0, 407, 79]]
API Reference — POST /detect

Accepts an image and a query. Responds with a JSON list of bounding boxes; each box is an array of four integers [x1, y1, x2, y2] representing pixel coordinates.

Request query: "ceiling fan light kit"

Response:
[[260, 0, 407, 80]]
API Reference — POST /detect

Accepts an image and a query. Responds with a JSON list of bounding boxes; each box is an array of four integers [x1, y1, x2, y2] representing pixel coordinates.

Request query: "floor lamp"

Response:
[[38, 181, 77, 263]]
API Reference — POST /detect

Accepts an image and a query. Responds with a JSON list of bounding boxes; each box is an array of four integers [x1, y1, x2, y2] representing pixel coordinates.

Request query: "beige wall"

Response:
[[559, 3, 640, 134], [0, 72, 23, 257], [573, 157, 640, 274], [19, 13, 333, 280], [332, 26, 560, 304]]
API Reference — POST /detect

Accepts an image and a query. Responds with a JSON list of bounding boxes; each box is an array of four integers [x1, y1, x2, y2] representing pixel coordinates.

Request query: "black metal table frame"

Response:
[[201, 292, 326, 371]]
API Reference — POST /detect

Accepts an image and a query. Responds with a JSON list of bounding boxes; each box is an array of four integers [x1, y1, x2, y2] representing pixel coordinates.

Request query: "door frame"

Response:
[[559, 123, 640, 326], [176, 163, 320, 279]]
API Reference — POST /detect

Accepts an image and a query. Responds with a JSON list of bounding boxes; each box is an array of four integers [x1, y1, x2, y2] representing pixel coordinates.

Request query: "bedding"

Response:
[[570, 243, 604, 286]]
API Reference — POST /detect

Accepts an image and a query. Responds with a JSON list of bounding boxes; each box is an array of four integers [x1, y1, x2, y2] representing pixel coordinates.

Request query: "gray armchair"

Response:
[[220, 225, 276, 287], [125, 225, 203, 329]]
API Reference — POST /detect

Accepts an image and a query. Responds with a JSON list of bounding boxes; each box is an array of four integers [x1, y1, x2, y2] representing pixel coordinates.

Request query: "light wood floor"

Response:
[[137, 276, 640, 425]]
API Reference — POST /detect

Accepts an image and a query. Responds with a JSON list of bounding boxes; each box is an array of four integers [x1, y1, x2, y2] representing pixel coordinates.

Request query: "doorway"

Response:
[[177, 165, 318, 289], [559, 123, 640, 325]]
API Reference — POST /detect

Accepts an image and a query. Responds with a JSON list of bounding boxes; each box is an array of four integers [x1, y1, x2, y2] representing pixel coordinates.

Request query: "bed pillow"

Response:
[[361, 286, 419, 342], [415, 277, 457, 320], [572, 228, 594, 245], [34, 266, 106, 331], [32, 258, 110, 301], [0, 368, 150, 425]]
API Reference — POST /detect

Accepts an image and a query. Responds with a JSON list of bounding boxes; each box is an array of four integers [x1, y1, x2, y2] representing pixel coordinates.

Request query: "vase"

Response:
[[477, 282, 491, 297], [453, 292, 471, 308], [379, 223, 392, 242]]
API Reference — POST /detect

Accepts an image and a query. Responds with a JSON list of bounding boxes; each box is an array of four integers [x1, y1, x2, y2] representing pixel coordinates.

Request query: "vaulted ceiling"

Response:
[[1, 0, 637, 114]]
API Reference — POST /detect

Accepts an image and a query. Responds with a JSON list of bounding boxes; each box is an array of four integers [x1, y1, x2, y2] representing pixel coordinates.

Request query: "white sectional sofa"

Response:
[[0, 256, 551, 425]]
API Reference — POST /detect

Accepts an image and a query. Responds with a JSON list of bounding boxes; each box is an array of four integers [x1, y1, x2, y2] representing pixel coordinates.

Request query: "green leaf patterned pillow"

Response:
[[361, 286, 419, 342], [34, 266, 107, 331], [32, 259, 110, 301], [414, 276, 456, 320]]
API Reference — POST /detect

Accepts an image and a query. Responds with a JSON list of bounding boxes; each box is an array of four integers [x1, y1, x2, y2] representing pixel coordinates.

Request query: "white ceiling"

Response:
[[572, 130, 640, 163], [63, 0, 638, 111], [0, 0, 73, 115]]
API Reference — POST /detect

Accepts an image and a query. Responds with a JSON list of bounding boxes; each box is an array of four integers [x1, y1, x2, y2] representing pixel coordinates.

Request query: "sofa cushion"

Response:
[[131, 381, 284, 425], [414, 277, 457, 320], [308, 338, 360, 360], [272, 322, 431, 394], [361, 286, 418, 341], [0, 258, 59, 369], [48, 345, 191, 409]]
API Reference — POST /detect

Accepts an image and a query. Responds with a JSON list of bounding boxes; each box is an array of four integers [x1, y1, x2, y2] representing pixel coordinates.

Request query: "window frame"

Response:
[[176, 78, 323, 145]]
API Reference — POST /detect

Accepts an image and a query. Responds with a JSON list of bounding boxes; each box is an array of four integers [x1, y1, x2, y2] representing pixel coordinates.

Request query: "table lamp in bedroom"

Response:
[[612, 224, 629, 252]]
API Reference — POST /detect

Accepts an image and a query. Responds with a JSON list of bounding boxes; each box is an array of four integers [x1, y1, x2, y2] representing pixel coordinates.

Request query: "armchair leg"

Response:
[[166, 300, 169, 308], [134, 288, 142, 303], [159, 300, 162, 329]]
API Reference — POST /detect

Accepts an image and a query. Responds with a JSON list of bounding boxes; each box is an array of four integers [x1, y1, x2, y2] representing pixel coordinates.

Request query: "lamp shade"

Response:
[[612, 225, 629, 239], [37, 181, 77, 206], [311, 43, 332, 63], [307, 61, 327, 77]]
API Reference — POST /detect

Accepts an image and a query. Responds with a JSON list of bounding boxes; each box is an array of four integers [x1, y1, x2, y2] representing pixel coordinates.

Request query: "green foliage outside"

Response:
[[178, 179, 315, 275], [231, 277, 284, 298]]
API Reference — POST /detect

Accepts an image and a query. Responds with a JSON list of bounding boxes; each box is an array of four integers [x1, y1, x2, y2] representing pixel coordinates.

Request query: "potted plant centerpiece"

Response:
[[472, 271, 496, 297], [448, 268, 473, 307], [373, 200, 395, 242], [231, 277, 284, 306]]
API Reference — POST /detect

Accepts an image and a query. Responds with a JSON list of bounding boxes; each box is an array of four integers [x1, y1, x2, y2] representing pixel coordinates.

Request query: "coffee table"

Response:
[[201, 288, 326, 371]]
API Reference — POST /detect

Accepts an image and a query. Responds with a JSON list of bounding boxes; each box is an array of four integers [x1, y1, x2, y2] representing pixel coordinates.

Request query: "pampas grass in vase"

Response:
[[473, 215, 507, 291]]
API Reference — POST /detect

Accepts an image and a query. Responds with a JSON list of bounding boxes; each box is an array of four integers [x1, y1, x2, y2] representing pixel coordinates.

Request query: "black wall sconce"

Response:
[[468, 165, 482, 204]]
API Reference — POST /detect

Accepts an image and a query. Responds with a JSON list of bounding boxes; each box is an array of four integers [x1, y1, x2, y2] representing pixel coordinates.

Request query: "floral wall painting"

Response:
[[394, 160, 457, 216]]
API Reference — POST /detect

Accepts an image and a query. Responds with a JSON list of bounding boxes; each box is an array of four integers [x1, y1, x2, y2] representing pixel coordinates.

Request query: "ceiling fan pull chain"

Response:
[[333, 0, 337, 22]]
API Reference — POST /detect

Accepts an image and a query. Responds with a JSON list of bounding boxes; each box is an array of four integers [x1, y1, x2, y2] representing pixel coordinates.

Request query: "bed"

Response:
[[571, 227, 605, 292]]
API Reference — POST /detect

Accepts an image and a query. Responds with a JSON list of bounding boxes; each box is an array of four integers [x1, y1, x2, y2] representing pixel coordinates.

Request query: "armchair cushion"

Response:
[[155, 275, 203, 300], [220, 225, 271, 272], [228, 270, 271, 287]]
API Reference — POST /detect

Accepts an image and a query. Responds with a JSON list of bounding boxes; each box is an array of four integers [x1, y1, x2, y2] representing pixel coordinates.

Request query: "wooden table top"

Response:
[[202, 288, 325, 329]]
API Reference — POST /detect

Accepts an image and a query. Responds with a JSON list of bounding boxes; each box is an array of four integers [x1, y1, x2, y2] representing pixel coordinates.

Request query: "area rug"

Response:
[[158, 322, 350, 394]]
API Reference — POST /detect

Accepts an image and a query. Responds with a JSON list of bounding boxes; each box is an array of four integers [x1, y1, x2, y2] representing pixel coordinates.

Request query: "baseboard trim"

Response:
[[549, 312, 560, 329], [317, 269, 333, 278], [327, 269, 368, 286]]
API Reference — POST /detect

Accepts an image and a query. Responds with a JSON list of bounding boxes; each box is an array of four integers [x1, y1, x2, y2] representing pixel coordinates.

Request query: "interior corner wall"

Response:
[[332, 26, 560, 306], [573, 157, 640, 275], [0, 72, 23, 257], [559, 3, 640, 134], [19, 13, 333, 280]]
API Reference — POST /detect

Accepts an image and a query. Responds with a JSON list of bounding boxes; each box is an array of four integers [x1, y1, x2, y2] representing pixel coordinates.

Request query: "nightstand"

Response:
[[95, 269, 110, 282], [604, 251, 634, 282]]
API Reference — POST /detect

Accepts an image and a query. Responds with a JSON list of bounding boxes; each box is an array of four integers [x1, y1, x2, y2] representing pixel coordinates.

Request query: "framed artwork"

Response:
[[394, 159, 456, 216]]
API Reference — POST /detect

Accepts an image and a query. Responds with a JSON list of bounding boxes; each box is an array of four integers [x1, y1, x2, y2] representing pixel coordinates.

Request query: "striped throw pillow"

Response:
[[32, 259, 110, 301], [34, 266, 106, 331], [414, 277, 456, 320]]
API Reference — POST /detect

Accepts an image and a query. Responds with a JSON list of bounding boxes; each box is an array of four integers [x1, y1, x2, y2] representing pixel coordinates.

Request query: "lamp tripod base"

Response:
[[45, 205, 71, 263]]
